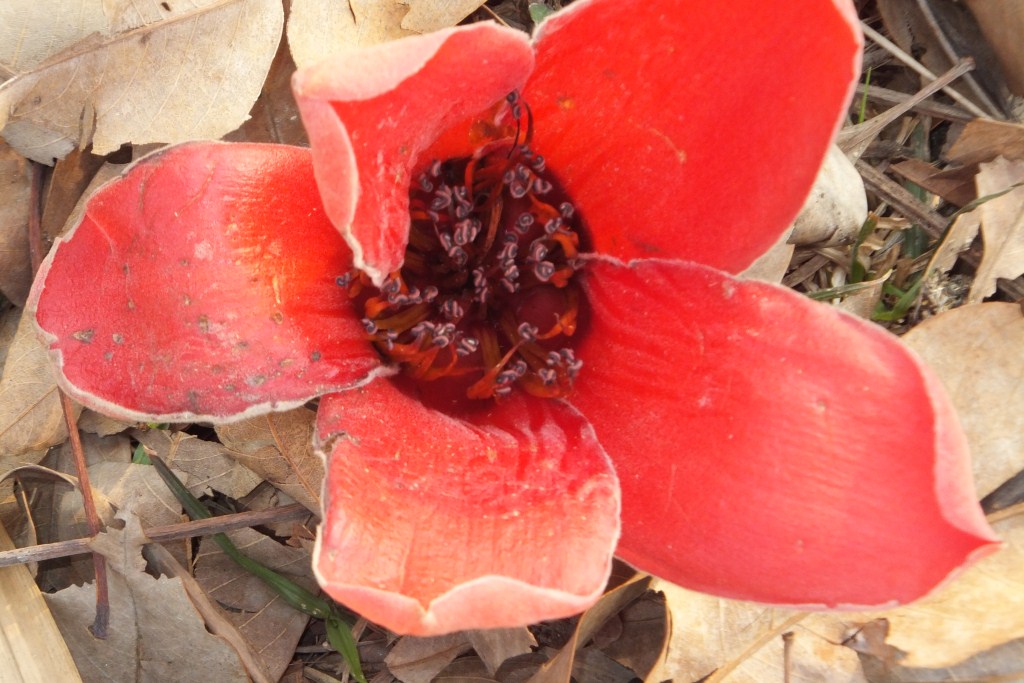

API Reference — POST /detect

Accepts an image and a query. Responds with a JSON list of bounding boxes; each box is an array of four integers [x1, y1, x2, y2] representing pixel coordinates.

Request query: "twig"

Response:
[[0, 504, 312, 568], [27, 161, 109, 638], [860, 21, 993, 119]]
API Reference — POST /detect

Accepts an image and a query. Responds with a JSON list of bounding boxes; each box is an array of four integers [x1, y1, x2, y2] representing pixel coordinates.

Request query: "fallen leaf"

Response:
[[466, 627, 537, 675], [0, 308, 77, 464], [400, 0, 488, 33], [647, 583, 864, 683], [0, 143, 32, 306], [902, 303, 1024, 497], [133, 428, 262, 500], [386, 632, 473, 683], [947, 118, 1024, 168], [601, 591, 668, 679], [0, 0, 284, 163], [966, 157, 1024, 302], [842, 513, 1024, 668], [215, 407, 323, 512], [287, 0, 414, 68], [45, 512, 255, 683], [889, 158, 976, 208], [194, 528, 314, 682], [528, 574, 651, 683], [964, 0, 1024, 96]]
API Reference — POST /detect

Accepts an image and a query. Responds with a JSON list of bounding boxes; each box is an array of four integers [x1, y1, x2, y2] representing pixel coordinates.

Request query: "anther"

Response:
[[362, 319, 377, 334], [534, 261, 556, 281], [544, 217, 563, 235], [441, 299, 463, 320], [336, 273, 352, 287], [559, 202, 575, 219], [517, 322, 538, 342], [456, 336, 480, 356], [533, 178, 553, 194]]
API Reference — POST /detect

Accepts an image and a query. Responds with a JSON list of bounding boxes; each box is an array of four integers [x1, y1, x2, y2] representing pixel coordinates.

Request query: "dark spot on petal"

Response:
[[182, 294, 191, 306], [112, 333, 124, 344], [246, 375, 266, 387], [271, 311, 284, 324], [104, 351, 113, 361], [179, 257, 189, 266], [197, 315, 210, 333], [73, 329, 95, 343], [311, 350, 321, 362]]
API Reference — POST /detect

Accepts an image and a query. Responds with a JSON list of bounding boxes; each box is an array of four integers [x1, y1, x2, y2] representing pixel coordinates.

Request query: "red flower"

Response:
[[30, 0, 997, 636]]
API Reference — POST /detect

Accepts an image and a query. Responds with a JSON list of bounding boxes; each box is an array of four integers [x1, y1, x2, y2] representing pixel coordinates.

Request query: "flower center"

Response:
[[341, 94, 586, 404]]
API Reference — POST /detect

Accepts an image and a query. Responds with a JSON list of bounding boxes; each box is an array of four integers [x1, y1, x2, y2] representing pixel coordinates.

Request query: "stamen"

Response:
[[357, 98, 586, 403]]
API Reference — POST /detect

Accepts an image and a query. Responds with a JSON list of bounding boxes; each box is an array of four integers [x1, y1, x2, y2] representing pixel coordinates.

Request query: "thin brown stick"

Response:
[[0, 504, 312, 568], [27, 161, 110, 638]]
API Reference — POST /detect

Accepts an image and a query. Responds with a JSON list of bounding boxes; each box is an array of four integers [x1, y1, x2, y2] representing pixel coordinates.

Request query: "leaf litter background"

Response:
[[3, 0, 1024, 681]]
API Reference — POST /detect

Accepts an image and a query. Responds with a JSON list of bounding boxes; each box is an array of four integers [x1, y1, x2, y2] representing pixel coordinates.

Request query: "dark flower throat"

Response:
[[339, 93, 585, 403]]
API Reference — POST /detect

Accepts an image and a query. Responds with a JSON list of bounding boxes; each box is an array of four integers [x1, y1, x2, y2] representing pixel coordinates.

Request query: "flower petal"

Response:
[[30, 142, 384, 423], [570, 258, 998, 608], [314, 379, 620, 635], [525, 0, 861, 272], [292, 24, 534, 285]]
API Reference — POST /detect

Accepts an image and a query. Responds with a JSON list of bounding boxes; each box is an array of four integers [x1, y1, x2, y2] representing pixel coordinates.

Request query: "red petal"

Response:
[[570, 259, 998, 608], [30, 142, 383, 423], [293, 25, 534, 285], [314, 380, 620, 635], [525, 0, 861, 272]]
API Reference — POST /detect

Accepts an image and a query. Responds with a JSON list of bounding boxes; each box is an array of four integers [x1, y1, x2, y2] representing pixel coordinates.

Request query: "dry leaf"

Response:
[[967, 157, 1024, 302], [0, 308, 78, 464], [839, 513, 1024, 669], [889, 158, 976, 208], [965, 0, 1024, 96], [601, 592, 668, 680], [789, 145, 867, 246], [400, 0, 488, 33], [466, 627, 537, 675], [287, 0, 486, 68], [194, 528, 314, 682], [647, 583, 864, 683], [287, 0, 414, 69], [946, 118, 1024, 168], [133, 428, 262, 500], [0, 143, 32, 306], [902, 303, 1024, 497], [528, 575, 651, 683], [215, 407, 323, 512], [45, 513, 253, 683], [386, 632, 473, 683], [0, 0, 283, 163]]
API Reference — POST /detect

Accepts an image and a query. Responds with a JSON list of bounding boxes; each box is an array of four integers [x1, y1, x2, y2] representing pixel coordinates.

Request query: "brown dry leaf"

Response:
[[965, 0, 1024, 96], [601, 591, 668, 680], [902, 303, 1024, 497], [966, 157, 1024, 302], [45, 512, 253, 683], [946, 119, 1024, 168], [387, 632, 474, 683], [133, 428, 262, 500], [889, 158, 976, 208], [0, 0, 283, 163], [215, 407, 323, 512], [528, 574, 652, 683], [830, 513, 1024, 669], [287, 0, 415, 68], [0, 308, 78, 464], [466, 627, 537, 675], [0, 143, 32, 306], [287, 0, 485, 68], [0, 306, 19, 371], [194, 527, 314, 682], [400, 0, 488, 33], [647, 583, 864, 683]]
